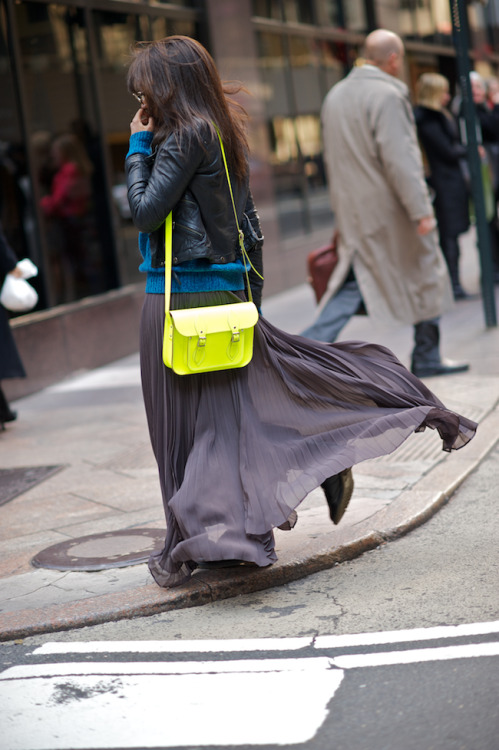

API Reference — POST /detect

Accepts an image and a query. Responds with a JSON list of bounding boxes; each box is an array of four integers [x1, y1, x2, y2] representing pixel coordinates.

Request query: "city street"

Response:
[[2, 441, 498, 749], [2, 3, 499, 747], [1, 229, 499, 748]]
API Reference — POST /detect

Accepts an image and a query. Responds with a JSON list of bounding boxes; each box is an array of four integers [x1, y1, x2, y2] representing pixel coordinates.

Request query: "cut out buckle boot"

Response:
[[411, 321, 469, 378]]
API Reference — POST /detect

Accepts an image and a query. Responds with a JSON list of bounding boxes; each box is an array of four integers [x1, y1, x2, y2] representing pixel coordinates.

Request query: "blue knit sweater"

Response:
[[126, 132, 246, 295]]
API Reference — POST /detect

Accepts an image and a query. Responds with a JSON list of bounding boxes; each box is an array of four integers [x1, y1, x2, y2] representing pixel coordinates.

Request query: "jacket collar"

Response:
[[348, 64, 409, 97]]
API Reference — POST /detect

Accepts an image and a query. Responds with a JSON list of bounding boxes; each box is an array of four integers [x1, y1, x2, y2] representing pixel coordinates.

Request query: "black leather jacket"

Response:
[[126, 123, 264, 306]]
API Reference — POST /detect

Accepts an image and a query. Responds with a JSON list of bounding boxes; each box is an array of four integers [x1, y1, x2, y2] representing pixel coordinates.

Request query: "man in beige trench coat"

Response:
[[302, 29, 468, 378]]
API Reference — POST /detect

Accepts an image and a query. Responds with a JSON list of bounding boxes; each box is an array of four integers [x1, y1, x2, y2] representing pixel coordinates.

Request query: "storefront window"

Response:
[[485, 0, 499, 53], [93, 10, 196, 287], [257, 30, 341, 237], [399, 0, 452, 43], [14, 2, 116, 306], [252, 0, 284, 21], [0, 6, 31, 265], [282, 0, 315, 24], [323, 0, 368, 31]]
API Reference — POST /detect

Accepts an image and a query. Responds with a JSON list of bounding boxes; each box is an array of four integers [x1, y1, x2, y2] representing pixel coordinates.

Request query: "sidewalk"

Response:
[[0, 229, 498, 642]]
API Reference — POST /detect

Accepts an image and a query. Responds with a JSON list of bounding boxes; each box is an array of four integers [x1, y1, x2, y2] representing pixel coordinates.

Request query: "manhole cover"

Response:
[[31, 528, 165, 571], [0, 466, 64, 507]]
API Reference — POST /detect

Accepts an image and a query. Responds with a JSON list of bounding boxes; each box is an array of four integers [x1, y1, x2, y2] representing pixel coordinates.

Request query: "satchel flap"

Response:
[[170, 302, 258, 337]]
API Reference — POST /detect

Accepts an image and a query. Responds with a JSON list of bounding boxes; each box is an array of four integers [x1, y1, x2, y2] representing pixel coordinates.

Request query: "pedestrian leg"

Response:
[[411, 319, 469, 377], [301, 279, 364, 343], [439, 234, 467, 300]]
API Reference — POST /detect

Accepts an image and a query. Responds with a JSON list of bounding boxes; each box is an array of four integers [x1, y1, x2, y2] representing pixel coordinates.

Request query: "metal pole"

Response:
[[449, 0, 497, 326]]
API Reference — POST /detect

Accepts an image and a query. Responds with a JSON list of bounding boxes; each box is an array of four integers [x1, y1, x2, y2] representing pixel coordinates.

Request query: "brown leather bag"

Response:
[[307, 232, 338, 304]]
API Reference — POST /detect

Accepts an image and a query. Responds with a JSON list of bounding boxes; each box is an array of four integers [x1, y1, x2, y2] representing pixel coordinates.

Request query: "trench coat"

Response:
[[0, 225, 26, 380], [319, 64, 453, 326]]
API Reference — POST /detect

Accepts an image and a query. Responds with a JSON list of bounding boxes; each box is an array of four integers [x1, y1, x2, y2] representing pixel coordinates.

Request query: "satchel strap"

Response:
[[165, 126, 261, 315], [164, 211, 173, 314], [214, 126, 263, 288]]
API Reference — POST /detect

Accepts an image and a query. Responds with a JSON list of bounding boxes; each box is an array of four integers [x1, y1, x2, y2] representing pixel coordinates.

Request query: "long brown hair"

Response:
[[127, 36, 249, 181]]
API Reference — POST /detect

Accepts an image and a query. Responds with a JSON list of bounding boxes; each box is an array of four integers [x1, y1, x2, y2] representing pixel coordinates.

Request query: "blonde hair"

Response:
[[416, 73, 449, 111]]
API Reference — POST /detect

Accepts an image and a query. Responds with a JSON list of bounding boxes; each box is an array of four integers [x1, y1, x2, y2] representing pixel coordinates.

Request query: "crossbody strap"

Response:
[[164, 210, 173, 315], [215, 127, 264, 294], [165, 126, 262, 315]]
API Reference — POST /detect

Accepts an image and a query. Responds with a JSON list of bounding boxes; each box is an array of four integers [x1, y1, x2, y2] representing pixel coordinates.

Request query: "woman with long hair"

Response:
[[126, 36, 476, 589], [414, 73, 470, 300]]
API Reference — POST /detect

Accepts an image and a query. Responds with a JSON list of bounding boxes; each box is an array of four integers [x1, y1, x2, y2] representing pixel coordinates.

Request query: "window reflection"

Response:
[[257, 30, 348, 236], [323, 0, 367, 31], [92, 10, 196, 287], [0, 5, 39, 291], [16, 2, 115, 305], [399, 0, 453, 43], [282, 0, 315, 24], [252, 0, 284, 21]]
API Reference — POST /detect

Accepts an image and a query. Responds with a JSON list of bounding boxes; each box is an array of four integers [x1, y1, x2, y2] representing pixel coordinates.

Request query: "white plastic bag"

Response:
[[16, 258, 38, 280], [0, 274, 38, 312]]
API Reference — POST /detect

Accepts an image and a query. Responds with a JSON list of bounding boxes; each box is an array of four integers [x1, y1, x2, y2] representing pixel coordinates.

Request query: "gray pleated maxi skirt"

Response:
[[140, 291, 476, 588]]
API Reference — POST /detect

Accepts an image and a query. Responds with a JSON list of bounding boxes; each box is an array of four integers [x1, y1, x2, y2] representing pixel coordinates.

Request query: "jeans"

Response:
[[301, 279, 364, 343]]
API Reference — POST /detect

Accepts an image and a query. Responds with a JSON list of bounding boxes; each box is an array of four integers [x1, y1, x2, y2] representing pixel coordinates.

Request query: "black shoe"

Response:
[[196, 559, 258, 570], [321, 468, 354, 525], [412, 359, 469, 378], [453, 285, 469, 300], [2, 409, 17, 423], [277, 510, 298, 531]]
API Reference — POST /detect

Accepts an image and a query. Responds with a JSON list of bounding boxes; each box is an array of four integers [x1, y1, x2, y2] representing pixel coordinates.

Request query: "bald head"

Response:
[[364, 29, 405, 77]]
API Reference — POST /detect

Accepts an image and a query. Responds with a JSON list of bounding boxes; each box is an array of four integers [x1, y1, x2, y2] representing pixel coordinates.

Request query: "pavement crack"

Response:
[[4, 572, 72, 601]]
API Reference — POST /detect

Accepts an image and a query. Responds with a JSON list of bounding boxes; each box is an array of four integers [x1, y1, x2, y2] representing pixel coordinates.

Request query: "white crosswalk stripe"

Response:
[[2, 621, 498, 750]]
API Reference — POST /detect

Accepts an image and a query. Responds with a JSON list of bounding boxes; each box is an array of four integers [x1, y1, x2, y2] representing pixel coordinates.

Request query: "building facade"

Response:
[[2, 0, 499, 395]]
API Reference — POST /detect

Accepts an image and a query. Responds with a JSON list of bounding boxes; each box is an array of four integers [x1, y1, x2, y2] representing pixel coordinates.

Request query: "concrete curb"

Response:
[[2, 405, 496, 643]]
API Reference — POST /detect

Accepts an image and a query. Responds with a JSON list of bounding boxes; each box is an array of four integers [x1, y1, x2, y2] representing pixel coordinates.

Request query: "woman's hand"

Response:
[[9, 267, 23, 279], [130, 108, 155, 135]]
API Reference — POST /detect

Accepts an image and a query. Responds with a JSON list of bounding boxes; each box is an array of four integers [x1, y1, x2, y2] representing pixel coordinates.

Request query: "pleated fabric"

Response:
[[140, 292, 477, 588]]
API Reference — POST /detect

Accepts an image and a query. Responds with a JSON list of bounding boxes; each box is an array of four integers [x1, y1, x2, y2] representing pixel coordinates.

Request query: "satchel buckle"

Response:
[[230, 324, 240, 343], [197, 331, 206, 348]]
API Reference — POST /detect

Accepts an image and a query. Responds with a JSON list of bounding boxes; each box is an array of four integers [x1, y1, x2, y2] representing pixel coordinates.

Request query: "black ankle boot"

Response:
[[0, 387, 17, 425], [321, 468, 354, 525], [411, 321, 469, 378]]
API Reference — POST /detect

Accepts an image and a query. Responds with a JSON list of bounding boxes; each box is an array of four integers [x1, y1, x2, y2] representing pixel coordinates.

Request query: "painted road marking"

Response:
[[31, 619, 499, 656], [3, 623, 499, 750], [0, 656, 331, 680], [0, 658, 343, 750], [315, 619, 499, 649], [330, 641, 499, 669], [32, 636, 311, 655]]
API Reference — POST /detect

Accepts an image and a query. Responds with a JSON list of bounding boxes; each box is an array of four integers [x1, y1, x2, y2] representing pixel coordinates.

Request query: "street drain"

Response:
[[31, 528, 165, 571]]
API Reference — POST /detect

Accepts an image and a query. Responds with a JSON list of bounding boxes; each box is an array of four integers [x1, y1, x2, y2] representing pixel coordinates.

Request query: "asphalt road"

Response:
[[2, 443, 498, 750], [2, 624, 499, 749]]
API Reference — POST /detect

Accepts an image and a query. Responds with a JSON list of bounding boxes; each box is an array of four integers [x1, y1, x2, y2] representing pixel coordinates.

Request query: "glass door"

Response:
[[14, 2, 116, 306]]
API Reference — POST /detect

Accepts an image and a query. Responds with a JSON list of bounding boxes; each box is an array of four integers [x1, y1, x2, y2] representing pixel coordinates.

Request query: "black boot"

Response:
[[411, 321, 469, 378], [0, 386, 17, 428], [321, 468, 354, 525]]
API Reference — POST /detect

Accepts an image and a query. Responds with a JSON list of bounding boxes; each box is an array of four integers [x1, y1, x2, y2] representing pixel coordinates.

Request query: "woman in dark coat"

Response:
[[414, 73, 470, 300], [0, 222, 26, 428]]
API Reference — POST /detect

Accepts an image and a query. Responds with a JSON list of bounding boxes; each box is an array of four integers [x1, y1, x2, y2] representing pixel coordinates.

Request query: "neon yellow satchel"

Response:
[[162, 132, 260, 376]]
